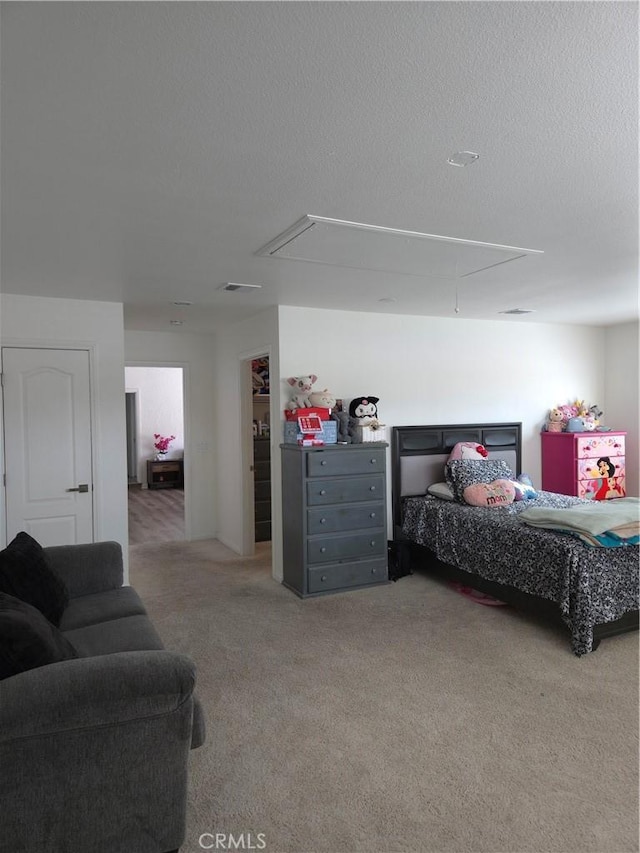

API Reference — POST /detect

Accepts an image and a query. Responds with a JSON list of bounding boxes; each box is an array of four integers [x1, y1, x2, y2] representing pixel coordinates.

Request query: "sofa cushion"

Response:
[[64, 615, 165, 658], [59, 587, 147, 631], [0, 532, 69, 626], [0, 592, 77, 680]]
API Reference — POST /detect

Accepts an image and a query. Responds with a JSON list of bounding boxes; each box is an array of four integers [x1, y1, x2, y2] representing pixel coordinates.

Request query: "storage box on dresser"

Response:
[[281, 443, 389, 597], [541, 431, 626, 499]]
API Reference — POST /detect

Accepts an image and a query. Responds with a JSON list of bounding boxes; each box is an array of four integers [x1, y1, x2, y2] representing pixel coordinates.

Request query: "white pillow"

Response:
[[427, 482, 455, 501]]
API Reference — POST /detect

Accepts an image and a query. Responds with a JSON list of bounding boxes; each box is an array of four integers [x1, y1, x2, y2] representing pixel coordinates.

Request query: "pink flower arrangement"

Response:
[[154, 433, 175, 453]]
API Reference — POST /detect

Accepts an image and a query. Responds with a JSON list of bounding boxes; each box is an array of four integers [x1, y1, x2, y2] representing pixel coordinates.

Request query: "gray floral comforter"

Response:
[[401, 491, 639, 655]]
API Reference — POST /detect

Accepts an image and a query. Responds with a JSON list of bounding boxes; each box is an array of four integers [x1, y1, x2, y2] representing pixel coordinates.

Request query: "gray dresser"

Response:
[[281, 443, 389, 597]]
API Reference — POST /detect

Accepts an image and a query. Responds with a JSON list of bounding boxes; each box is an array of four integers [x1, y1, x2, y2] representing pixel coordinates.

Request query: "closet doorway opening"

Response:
[[125, 365, 186, 546], [251, 356, 271, 544]]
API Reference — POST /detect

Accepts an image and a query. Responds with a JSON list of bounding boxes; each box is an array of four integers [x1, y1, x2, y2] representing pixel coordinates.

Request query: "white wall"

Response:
[[125, 366, 184, 483], [0, 294, 128, 560], [278, 306, 607, 473], [124, 330, 217, 541], [277, 306, 609, 565], [605, 320, 639, 496]]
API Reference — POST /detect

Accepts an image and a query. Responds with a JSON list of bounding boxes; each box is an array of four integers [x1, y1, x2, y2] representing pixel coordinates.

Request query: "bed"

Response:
[[391, 422, 639, 655]]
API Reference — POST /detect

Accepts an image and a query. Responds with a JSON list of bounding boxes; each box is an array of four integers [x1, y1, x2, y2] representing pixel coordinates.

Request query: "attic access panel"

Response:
[[258, 215, 543, 279]]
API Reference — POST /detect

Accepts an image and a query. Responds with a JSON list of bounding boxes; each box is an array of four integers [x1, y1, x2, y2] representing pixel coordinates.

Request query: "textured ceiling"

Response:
[[1, 1, 638, 332]]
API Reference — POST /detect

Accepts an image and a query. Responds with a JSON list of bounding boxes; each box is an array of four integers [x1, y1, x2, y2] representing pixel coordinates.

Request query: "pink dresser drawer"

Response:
[[575, 434, 625, 459], [577, 456, 626, 481], [578, 475, 627, 500]]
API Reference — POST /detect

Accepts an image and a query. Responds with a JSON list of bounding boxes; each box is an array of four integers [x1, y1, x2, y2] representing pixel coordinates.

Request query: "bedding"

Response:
[[401, 490, 639, 655], [520, 497, 640, 546]]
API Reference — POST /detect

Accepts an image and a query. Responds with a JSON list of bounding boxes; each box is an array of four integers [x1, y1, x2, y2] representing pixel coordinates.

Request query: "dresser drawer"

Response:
[[151, 462, 180, 473], [307, 503, 385, 535], [255, 480, 270, 501], [307, 449, 385, 478], [253, 460, 270, 480], [578, 475, 627, 500], [307, 559, 387, 593], [577, 456, 625, 481], [308, 531, 385, 564], [575, 434, 625, 459], [306, 475, 384, 506]]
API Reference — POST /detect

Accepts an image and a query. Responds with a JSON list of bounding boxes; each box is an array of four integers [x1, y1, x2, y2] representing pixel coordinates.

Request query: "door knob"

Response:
[[67, 484, 89, 493]]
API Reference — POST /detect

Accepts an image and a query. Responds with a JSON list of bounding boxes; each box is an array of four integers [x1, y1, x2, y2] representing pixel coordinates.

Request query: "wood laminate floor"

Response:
[[128, 484, 185, 545]]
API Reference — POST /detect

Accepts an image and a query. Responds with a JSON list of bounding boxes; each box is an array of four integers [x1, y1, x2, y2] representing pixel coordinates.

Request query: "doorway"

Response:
[[251, 356, 271, 542], [125, 365, 186, 545], [125, 391, 138, 484]]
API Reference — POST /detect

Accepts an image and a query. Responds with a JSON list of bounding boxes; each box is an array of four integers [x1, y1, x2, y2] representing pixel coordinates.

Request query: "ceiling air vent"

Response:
[[257, 215, 543, 279], [219, 283, 262, 293], [499, 308, 535, 315]]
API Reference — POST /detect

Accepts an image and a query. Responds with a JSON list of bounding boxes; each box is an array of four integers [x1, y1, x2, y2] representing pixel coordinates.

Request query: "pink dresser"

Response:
[[541, 431, 626, 500]]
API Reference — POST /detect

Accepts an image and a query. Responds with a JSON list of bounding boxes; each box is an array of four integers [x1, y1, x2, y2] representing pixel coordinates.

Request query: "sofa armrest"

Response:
[[0, 650, 195, 741], [43, 540, 124, 597], [0, 651, 201, 853]]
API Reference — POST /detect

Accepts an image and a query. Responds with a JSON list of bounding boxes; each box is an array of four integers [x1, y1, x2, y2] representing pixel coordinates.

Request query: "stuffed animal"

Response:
[[308, 388, 336, 410], [512, 473, 538, 501], [448, 442, 489, 461], [348, 396, 380, 425], [286, 374, 318, 411], [331, 411, 352, 444], [546, 408, 565, 432], [566, 417, 586, 433]]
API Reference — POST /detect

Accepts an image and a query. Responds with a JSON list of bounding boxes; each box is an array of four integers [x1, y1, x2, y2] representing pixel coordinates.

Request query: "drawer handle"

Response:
[[371, 568, 377, 575], [320, 547, 327, 553], [321, 575, 327, 582], [320, 517, 327, 524], [321, 460, 327, 466], [369, 512, 376, 518], [370, 540, 376, 547], [370, 458, 377, 464], [369, 485, 376, 491], [319, 489, 326, 496]]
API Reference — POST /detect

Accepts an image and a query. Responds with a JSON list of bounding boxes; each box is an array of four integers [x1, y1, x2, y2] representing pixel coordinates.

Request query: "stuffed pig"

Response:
[[286, 374, 318, 410]]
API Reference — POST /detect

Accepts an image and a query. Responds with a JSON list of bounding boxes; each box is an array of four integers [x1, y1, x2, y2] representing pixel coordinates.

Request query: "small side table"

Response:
[[147, 459, 184, 489]]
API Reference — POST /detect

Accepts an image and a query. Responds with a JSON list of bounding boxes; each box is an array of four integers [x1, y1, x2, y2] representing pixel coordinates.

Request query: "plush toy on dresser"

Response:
[[285, 375, 318, 410], [348, 396, 380, 425], [331, 411, 352, 444], [308, 388, 336, 410], [546, 408, 565, 432]]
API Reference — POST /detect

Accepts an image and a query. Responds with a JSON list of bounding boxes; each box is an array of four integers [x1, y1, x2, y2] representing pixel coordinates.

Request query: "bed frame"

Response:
[[391, 422, 639, 651]]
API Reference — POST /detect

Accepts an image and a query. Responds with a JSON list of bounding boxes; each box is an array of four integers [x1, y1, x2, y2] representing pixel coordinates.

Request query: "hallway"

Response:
[[128, 484, 185, 545]]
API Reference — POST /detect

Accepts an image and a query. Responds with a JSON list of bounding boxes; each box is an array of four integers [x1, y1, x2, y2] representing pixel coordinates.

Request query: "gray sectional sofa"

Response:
[[0, 540, 204, 853]]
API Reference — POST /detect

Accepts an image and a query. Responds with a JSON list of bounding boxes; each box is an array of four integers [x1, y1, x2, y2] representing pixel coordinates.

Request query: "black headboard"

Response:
[[391, 422, 522, 538]]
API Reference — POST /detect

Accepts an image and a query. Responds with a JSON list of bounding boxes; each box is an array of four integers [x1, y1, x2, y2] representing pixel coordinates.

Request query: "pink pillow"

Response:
[[448, 441, 489, 461], [462, 479, 515, 507]]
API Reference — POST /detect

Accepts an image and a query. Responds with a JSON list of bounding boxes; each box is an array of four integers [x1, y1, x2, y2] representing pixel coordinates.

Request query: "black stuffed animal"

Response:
[[348, 396, 379, 424]]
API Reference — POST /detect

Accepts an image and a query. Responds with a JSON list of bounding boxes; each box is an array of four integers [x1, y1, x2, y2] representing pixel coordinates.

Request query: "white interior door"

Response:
[[2, 347, 94, 546]]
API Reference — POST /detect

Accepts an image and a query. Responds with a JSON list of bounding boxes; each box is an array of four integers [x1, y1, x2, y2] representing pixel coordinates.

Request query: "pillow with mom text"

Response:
[[463, 479, 516, 508], [445, 459, 514, 502]]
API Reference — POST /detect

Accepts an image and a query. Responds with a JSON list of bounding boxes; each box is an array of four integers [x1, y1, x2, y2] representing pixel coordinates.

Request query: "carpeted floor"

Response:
[[129, 539, 639, 853]]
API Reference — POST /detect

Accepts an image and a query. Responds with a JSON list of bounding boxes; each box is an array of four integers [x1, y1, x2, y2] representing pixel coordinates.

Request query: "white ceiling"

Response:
[[1, 1, 638, 333]]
